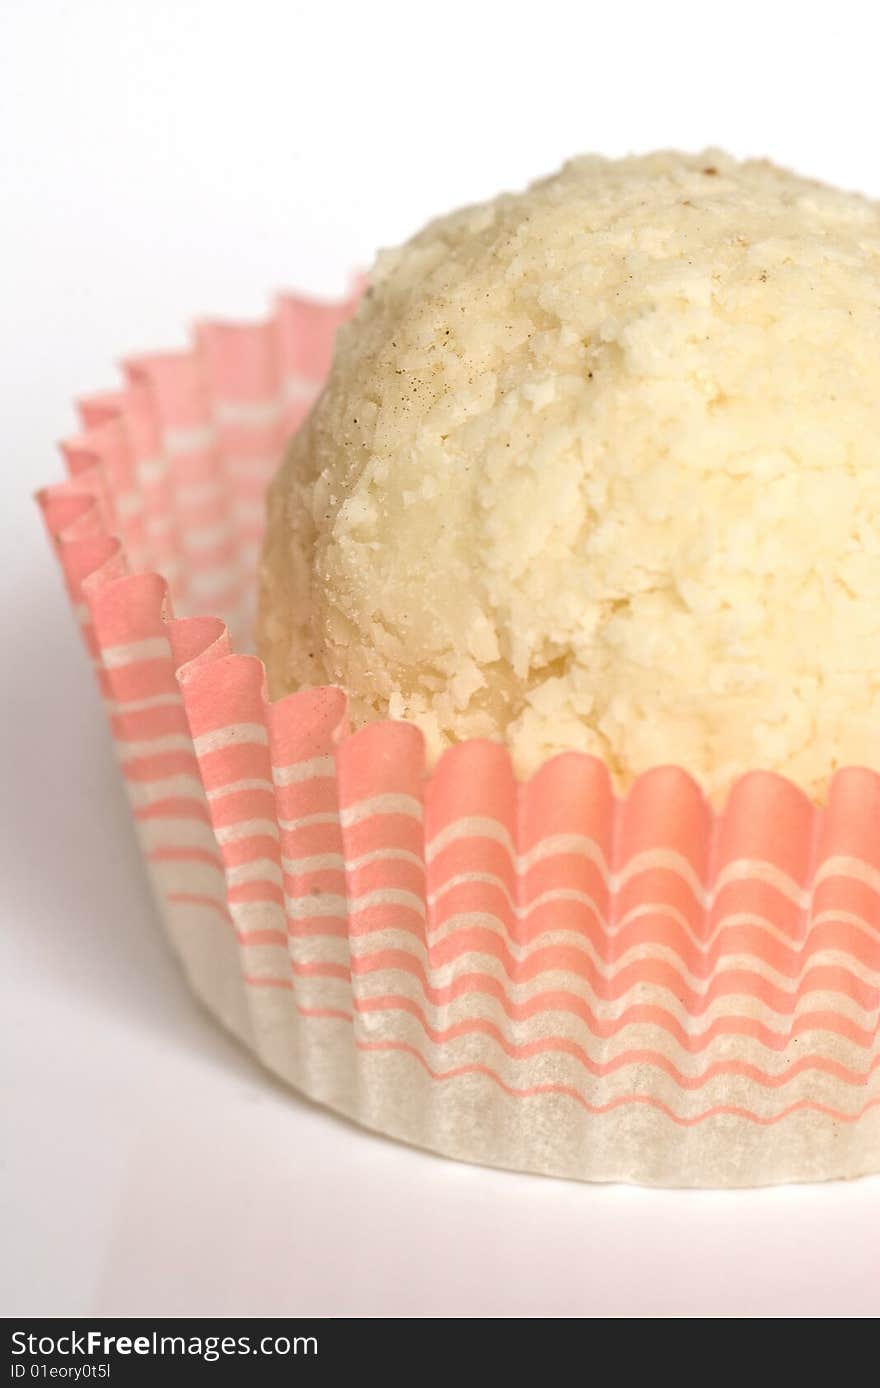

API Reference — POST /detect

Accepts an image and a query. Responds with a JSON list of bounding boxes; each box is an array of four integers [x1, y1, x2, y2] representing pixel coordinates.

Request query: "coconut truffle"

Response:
[[259, 150, 880, 798]]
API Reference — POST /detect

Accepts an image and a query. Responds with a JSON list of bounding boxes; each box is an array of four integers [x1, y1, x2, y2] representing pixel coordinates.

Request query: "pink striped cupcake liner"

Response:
[[37, 289, 880, 1187]]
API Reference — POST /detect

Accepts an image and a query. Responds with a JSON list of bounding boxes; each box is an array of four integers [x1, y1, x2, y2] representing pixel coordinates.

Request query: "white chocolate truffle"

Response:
[[259, 150, 880, 798]]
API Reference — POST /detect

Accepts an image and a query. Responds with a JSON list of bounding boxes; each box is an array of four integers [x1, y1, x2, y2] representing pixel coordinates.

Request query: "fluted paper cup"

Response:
[[37, 288, 880, 1187]]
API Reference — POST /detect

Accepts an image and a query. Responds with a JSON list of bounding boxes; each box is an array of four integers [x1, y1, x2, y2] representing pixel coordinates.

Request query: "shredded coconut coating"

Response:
[[259, 150, 880, 798]]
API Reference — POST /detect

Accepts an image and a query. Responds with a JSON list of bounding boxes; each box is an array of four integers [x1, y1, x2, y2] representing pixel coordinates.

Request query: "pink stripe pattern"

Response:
[[36, 287, 880, 1186]]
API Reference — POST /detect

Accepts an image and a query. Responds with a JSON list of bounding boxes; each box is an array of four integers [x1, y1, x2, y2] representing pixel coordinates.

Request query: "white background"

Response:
[[3, 0, 880, 1318]]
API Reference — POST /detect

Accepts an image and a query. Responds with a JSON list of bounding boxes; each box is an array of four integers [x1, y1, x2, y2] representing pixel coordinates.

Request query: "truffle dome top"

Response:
[[259, 150, 880, 798]]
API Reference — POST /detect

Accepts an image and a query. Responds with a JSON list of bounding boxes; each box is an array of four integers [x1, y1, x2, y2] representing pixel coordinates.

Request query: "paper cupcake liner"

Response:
[[37, 289, 880, 1187]]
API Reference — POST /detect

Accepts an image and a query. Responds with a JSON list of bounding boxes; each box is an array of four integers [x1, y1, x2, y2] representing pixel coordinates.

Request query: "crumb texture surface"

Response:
[[259, 150, 880, 797]]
